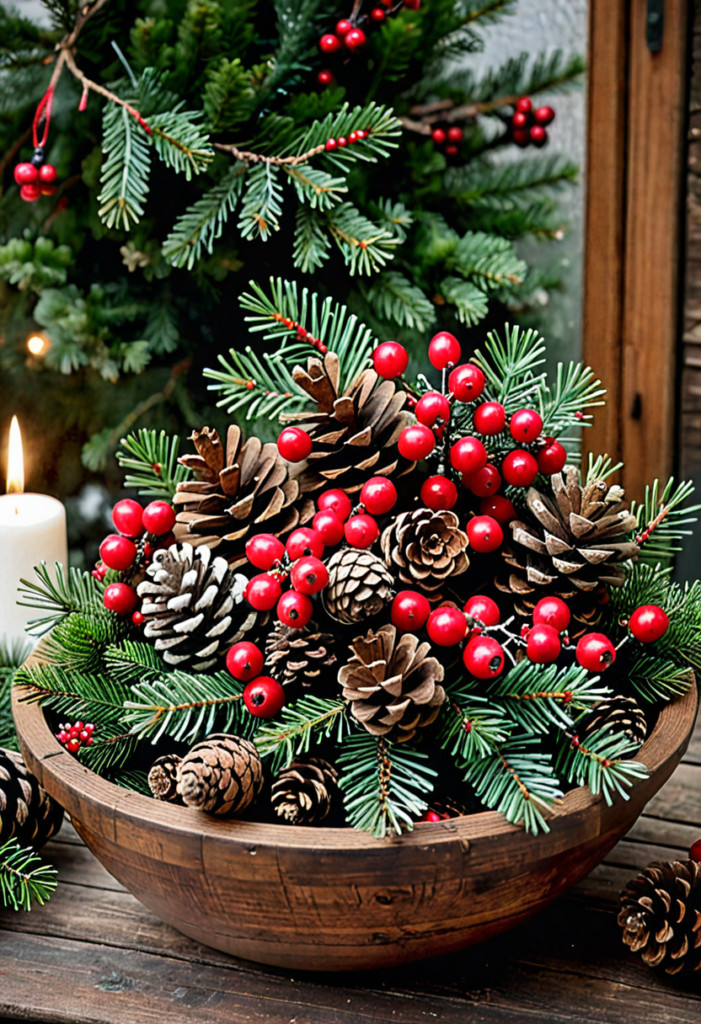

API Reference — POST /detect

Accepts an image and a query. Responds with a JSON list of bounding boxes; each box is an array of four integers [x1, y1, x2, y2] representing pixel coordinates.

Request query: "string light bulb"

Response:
[[26, 332, 51, 357]]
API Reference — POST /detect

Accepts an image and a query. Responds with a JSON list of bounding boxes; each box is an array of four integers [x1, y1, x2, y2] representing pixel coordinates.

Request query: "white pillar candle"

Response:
[[0, 417, 67, 648]]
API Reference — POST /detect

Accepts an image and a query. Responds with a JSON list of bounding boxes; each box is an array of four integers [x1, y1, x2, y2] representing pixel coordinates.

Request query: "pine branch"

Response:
[[472, 324, 547, 413], [491, 663, 612, 734], [437, 690, 509, 763], [0, 839, 57, 912], [103, 640, 164, 687], [122, 671, 248, 744], [237, 161, 284, 241], [629, 478, 700, 567], [283, 164, 348, 211], [359, 271, 436, 331], [326, 202, 400, 276], [17, 563, 106, 636], [78, 722, 139, 775], [438, 275, 489, 326], [40, 613, 119, 673], [555, 729, 649, 806], [451, 232, 526, 291], [624, 654, 694, 705], [116, 429, 191, 501], [463, 738, 562, 834], [98, 101, 151, 231], [254, 696, 349, 774], [13, 663, 130, 722], [538, 362, 607, 435], [162, 163, 247, 270], [149, 107, 214, 180], [445, 155, 579, 211], [293, 205, 333, 273]]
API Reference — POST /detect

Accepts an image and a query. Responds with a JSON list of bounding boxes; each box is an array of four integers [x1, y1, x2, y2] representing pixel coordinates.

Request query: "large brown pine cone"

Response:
[[271, 757, 339, 825], [579, 696, 648, 747], [288, 353, 414, 493], [173, 425, 314, 568], [618, 860, 701, 975], [0, 749, 63, 849], [497, 468, 639, 622], [137, 542, 257, 671], [323, 547, 395, 624], [381, 508, 469, 598], [339, 624, 445, 743], [264, 621, 337, 687], [177, 734, 264, 816]]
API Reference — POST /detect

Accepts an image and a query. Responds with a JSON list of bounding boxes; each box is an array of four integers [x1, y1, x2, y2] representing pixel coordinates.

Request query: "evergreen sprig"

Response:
[[98, 102, 152, 231], [437, 689, 509, 763], [122, 671, 249, 744], [0, 639, 31, 750], [463, 738, 562, 834], [472, 324, 547, 413], [116, 429, 191, 500], [17, 563, 106, 636], [0, 838, 58, 912], [554, 729, 649, 805], [630, 478, 700, 568], [492, 663, 612, 734], [254, 695, 349, 774], [162, 163, 247, 269]]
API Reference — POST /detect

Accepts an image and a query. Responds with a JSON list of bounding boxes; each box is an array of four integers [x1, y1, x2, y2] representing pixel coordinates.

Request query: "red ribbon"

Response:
[[32, 85, 54, 150]]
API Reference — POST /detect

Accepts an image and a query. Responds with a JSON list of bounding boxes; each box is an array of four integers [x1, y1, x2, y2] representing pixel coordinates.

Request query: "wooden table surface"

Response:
[[1, 717, 699, 1024]]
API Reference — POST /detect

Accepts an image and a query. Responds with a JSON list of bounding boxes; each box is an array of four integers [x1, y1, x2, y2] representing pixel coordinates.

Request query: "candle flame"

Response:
[[6, 416, 24, 495]]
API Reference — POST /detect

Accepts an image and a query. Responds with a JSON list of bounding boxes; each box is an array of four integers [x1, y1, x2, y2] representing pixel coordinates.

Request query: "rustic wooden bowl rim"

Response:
[[12, 676, 699, 853]]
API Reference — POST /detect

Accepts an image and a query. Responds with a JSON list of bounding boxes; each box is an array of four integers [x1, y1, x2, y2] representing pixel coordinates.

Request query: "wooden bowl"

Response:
[[13, 681, 698, 972]]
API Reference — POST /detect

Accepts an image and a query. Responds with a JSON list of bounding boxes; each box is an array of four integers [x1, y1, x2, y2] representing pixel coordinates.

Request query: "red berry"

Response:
[[501, 450, 539, 487], [530, 125, 547, 147], [326, 138, 338, 151], [132, 610, 145, 626], [345, 27, 366, 48], [463, 463, 501, 498], [421, 475, 458, 511], [463, 636, 504, 679], [534, 105, 555, 126], [509, 408, 543, 443], [336, 18, 352, 35], [360, 476, 397, 515], [473, 401, 506, 435], [67, 738, 81, 754], [526, 623, 561, 664], [516, 97, 532, 113], [447, 126, 464, 143], [428, 331, 461, 370], [312, 509, 345, 545], [38, 163, 57, 184], [512, 128, 529, 147], [348, 131, 359, 144], [404, 0, 421, 7], [318, 69, 334, 86], [690, 839, 701, 863], [20, 183, 41, 201], [629, 605, 669, 643], [512, 111, 529, 129], [245, 574, 282, 611], [431, 128, 447, 145], [14, 162, 38, 185], [246, 533, 286, 570], [290, 555, 328, 595], [533, 596, 571, 633], [398, 424, 435, 460], [449, 363, 485, 403], [243, 677, 285, 718], [286, 527, 324, 561], [391, 590, 431, 632], [480, 495, 517, 524], [344, 514, 379, 548], [226, 641, 265, 681], [537, 438, 567, 475], [320, 33, 341, 53], [373, 341, 408, 379], [56, 731, 68, 744], [421, 810, 445, 823], [466, 515, 503, 554], [415, 391, 450, 427], [427, 606, 467, 647], [277, 426, 312, 462], [142, 500, 176, 536], [450, 436, 487, 475], [337, 137, 348, 147], [370, 7, 386, 20], [576, 633, 617, 672], [103, 582, 138, 616], [277, 589, 314, 628], [317, 489, 353, 521], [99, 533, 137, 571], [464, 595, 500, 627], [112, 498, 144, 537]]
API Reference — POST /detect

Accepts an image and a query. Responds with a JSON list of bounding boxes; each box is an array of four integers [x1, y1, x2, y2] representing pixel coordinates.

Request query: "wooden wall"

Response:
[[682, 11, 701, 482]]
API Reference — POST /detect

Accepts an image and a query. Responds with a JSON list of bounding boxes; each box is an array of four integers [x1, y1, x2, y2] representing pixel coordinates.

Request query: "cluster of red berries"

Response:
[[318, 1, 421, 81], [430, 125, 464, 158], [225, 641, 286, 720], [56, 721, 94, 754], [325, 128, 370, 151], [14, 148, 58, 202], [95, 498, 176, 619], [510, 97, 555, 149]]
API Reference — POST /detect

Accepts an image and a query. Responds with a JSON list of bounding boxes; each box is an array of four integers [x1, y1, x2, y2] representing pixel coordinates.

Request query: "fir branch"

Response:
[[538, 362, 607, 435], [293, 205, 333, 273], [13, 663, 130, 722], [464, 738, 562, 835], [254, 696, 349, 774], [445, 155, 578, 211], [116, 429, 191, 501], [17, 563, 106, 636], [326, 203, 400, 276], [0, 839, 58, 912], [162, 163, 247, 270], [205, 342, 309, 421], [472, 324, 547, 413], [437, 690, 509, 763], [359, 271, 436, 331], [555, 729, 649, 805], [283, 164, 348, 211], [98, 101, 151, 231], [237, 161, 284, 241], [78, 723, 139, 775], [629, 478, 700, 567], [452, 231, 526, 291], [624, 654, 694, 705], [491, 663, 612, 734], [149, 107, 214, 180], [438, 275, 488, 326], [122, 671, 248, 744], [0, 639, 31, 751], [103, 640, 164, 687], [40, 613, 119, 674]]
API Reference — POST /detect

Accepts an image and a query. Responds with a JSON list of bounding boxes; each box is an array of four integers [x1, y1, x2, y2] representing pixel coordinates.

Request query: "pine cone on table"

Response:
[[173, 425, 314, 568], [271, 757, 339, 825], [137, 542, 257, 671], [618, 860, 701, 975], [288, 353, 414, 494], [380, 508, 469, 599], [264, 621, 337, 688], [323, 547, 395, 625], [0, 749, 63, 849], [177, 734, 263, 816], [497, 467, 639, 624], [338, 624, 445, 743], [147, 754, 183, 802], [579, 696, 648, 747]]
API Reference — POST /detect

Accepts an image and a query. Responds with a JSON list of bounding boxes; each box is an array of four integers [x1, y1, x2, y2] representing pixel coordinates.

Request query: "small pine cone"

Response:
[[381, 508, 469, 598], [339, 624, 445, 743], [264, 621, 336, 688], [618, 860, 701, 975], [0, 748, 63, 849], [148, 754, 183, 802], [323, 547, 394, 625], [271, 757, 339, 825], [579, 696, 648, 747], [177, 734, 263, 816], [137, 542, 257, 671]]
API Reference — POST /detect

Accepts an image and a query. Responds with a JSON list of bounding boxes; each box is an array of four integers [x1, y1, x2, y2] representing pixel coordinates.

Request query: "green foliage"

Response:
[[122, 670, 249, 744], [255, 695, 349, 774], [437, 690, 509, 762], [463, 738, 562, 835], [162, 163, 247, 269], [554, 729, 649, 805], [0, 237, 73, 291], [630, 478, 700, 568], [116, 429, 191, 500], [17, 563, 106, 636], [99, 102, 152, 231], [359, 271, 436, 331], [0, 838, 58, 912], [0, 639, 31, 751]]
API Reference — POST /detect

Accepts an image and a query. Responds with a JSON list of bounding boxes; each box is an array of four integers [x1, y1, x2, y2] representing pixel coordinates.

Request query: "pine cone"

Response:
[[579, 696, 648, 747], [497, 468, 639, 622], [289, 353, 414, 493], [137, 542, 257, 671], [173, 425, 314, 568], [381, 508, 469, 598], [0, 749, 63, 849], [323, 547, 395, 625], [148, 754, 183, 802], [177, 734, 263, 816], [618, 860, 701, 975], [339, 624, 445, 743], [264, 621, 337, 688], [271, 756, 338, 825]]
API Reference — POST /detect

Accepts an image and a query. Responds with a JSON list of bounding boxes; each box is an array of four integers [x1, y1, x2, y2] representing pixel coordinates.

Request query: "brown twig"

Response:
[[212, 141, 327, 167], [403, 93, 524, 132], [62, 49, 151, 132]]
